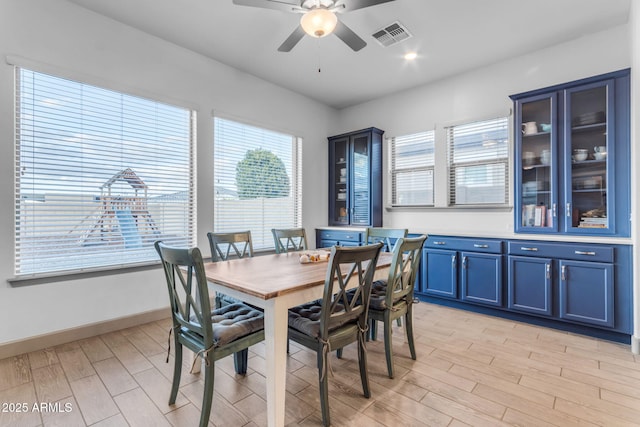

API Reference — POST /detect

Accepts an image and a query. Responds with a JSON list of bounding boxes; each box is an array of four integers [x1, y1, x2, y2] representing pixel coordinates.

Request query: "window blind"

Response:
[[447, 117, 509, 206], [213, 117, 302, 251], [15, 68, 195, 277], [389, 130, 435, 207]]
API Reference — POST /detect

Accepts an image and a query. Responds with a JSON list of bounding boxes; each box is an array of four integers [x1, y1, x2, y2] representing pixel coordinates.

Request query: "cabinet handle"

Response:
[[552, 203, 557, 217], [561, 265, 567, 281], [575, 250, 596, 256], [451, 255, 456, 269], [520, 247, 538, 251], [473, 244, 489, 248], [462, 256, 468, 269], [566, 203, 571, 217], [433, 241, 447, 245], [546, 263, 551, 280]]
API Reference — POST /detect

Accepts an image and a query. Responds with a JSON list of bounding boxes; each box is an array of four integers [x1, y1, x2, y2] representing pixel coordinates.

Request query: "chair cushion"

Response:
[[288, 299, 351, 337], [368, 279, 389, 310], [208, 303, 264, 347]]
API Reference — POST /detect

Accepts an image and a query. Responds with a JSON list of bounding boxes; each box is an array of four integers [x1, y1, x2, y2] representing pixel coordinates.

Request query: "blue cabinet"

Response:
[[315, 229, 362, 249], [328, 128, 383, 227], [419, 235, 632, 341], [511, 69, 630, 237], [559, 260, 614, 327], [506, 240, 629, 333], [421, 236, 503, 307], [461, 251, 502, 307], [422, 248, 457, 298], [508, 256, 553, 316]]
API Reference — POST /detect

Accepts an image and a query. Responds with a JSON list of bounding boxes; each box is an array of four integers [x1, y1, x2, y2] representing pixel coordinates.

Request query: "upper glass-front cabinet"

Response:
[[517, 93, 558, 232], [565, 82, 613, 233], [512, 69, 630, 237], [328, 128, 383, 227]]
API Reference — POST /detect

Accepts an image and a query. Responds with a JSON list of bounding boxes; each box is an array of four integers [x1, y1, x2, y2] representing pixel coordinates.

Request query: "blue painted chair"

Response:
[[155, 241, 264, 427], [367, 235, 427, 378], [363, 227, 408, 253], [287, 243, 383, 426], [207, 231, 254, 308], [272, 227, 308, 253]]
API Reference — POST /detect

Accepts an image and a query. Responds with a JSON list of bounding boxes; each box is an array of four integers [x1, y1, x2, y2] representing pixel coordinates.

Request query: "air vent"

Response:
[[372, 21, 412, 47]]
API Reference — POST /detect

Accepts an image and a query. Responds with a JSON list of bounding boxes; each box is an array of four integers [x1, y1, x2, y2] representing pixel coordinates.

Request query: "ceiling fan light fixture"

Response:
[[300, 8, 338, 38]]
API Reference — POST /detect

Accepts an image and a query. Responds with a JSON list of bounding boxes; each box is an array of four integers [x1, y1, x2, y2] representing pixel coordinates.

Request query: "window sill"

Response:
[[386, 205, 513, 212], [8, 261, 161, 287]]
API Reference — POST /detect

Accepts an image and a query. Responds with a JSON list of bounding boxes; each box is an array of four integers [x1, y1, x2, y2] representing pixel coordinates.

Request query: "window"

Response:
[[389, 130, 435, 207], [15, 68, 195, 277], [213, 117, 302, 250], [447, 117, 509, 206]]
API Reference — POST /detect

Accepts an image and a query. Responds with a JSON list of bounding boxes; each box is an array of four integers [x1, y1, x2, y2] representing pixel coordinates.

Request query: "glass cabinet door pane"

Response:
[[566, 83, 610, 231], [332, 138, 349, 224], [520, 96, 555, 229], [351, 134, 370, 225]]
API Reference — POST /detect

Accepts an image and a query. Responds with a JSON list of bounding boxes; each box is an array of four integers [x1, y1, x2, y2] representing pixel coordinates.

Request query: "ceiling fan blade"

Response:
[[278, 25, 306, 52], [333, 20, 366, 51], [336, 0, 395, 12], [232, 0, 300, 13]]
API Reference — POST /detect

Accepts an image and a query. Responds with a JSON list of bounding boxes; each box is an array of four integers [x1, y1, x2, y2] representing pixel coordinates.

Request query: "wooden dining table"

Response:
[[202, 249, 393, 427]]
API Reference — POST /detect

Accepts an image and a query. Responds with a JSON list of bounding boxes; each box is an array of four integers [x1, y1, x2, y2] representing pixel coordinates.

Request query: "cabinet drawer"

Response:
[[425, 236, 502, 253], [318, 230, 361, 243], [508, 241, 613, 262]]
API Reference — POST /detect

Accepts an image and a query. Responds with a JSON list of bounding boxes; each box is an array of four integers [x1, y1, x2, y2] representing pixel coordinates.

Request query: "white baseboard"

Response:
[[632, 335, 640, 355], [0, 307, 169, 359]]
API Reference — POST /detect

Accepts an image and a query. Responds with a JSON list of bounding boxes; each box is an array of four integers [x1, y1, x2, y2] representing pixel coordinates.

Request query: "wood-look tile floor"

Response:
[[2, 302, 640, 426]]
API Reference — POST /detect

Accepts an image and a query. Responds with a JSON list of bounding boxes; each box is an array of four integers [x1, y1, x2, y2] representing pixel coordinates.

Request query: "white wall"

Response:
[[333, 25, 631, 239], [0, 0, 335, 345]]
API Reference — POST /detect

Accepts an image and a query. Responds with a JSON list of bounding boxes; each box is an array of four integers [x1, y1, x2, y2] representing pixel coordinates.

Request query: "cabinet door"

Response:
[[508, 256, 552, 316], [564, 79, 615, 235], [329, 136, 350, 225], [319, 239, 338, 249], [350, 132, 371, 225], [514, 92, 559, 233], [422, 249, 457, 298], [460, 252, 502, 306], [559, 260, 614, 327]]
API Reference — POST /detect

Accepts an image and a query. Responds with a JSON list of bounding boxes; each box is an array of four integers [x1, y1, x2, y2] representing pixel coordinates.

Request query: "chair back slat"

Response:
[[208, 231, 254, 262], [320, 243, 383, 337], [155, 241, 214, 346], [384, 235, 427, 307], [272, 228, 308, 253], [364, 227, 408, 252]]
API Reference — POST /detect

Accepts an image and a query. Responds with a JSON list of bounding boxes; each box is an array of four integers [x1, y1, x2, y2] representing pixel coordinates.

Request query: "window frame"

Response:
[[446, 117, 510, 208], [387, 130, 436, 208], [13, 67, 196, 279], [212, 116, 302, 252]]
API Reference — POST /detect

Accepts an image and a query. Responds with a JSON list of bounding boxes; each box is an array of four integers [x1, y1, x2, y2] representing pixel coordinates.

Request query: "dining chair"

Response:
[[155, 241, 265, 427], [207, 230, 254, 308], [364, 227, 409, 330], [367, 235, 427, 378], [287, 242, 383, 427], [272, 227, 308, 253], [363, 227, 408, 253]]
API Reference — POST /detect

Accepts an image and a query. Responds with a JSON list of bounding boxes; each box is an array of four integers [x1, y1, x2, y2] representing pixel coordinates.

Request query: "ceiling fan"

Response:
[[232, 0, 396, 52]]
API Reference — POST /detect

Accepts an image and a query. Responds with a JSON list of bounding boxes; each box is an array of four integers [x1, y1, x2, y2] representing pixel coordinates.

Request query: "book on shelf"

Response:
[[578, 222, 607, 228], [579, 216, 607, 228]]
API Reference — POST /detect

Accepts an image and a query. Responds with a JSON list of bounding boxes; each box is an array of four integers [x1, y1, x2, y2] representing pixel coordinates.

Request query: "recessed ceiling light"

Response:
[[404, 52, 418, 60]]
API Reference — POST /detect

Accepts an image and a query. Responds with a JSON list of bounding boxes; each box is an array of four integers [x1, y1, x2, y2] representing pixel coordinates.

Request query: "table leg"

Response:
[[264, 299, 288, 427]]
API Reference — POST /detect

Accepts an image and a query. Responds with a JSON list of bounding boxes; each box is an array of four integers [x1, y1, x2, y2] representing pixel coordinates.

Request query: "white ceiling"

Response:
[[68, 0, 630, 109]]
